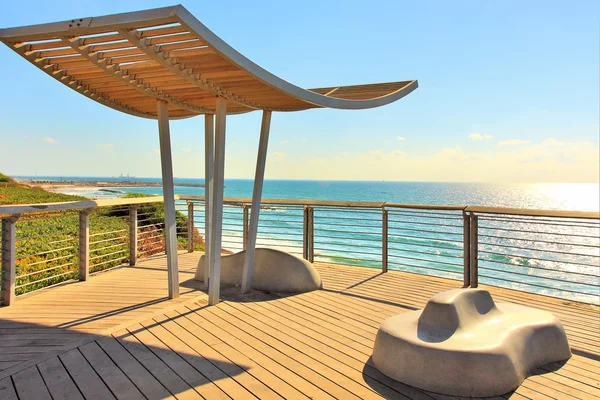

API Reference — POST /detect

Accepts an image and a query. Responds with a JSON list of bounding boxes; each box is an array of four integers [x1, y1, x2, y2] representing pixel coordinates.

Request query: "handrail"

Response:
[[464, 206, 600, 220], [0, 195, 168, 215], [2, 194, 599, 219]]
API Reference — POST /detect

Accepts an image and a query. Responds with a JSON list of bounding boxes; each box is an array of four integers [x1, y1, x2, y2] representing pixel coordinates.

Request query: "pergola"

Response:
[[0, 5, 417, 305]]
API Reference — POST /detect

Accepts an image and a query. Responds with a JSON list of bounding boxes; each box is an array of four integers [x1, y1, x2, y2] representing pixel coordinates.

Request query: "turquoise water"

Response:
[[24, 177, 600, 212], [19, 177, 600, 303]]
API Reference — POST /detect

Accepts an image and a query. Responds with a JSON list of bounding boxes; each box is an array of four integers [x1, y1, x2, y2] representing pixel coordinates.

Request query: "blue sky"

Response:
[[0, 0, 598, 182]]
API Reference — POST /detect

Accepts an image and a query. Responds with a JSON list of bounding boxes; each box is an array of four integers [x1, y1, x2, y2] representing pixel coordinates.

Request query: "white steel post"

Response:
[[157, 100, 179, 299], [208, 98, 227, 305], [199, 114, 214, 288], [241, 110, 272, 294]]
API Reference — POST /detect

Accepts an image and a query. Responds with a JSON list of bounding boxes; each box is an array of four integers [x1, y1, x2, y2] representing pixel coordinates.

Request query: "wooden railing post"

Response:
[[382, 209, 388, 272], [1, 215, 19, 306], [78, 209, 91, 281], [463, 211, 471, 287], [308, 207, 315, 263], [242, 204, 249, 250], [187, 201, 194, 253], [129, 206, 138, 266], [469, 213, 479, 287]]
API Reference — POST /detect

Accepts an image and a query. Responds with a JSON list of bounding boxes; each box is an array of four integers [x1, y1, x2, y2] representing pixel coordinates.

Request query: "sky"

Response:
[[0, 0, 598, 183]]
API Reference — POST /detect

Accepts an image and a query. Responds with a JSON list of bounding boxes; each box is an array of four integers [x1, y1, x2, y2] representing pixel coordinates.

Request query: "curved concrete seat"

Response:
[[196, 248, 322, 293], [372, 289, 571, 397]]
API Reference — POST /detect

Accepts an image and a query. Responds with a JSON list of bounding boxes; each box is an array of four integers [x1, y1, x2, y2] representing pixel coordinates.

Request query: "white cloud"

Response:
[[181, 147, 192, 152], [280, 140, 289, 145], [272, 152, 288, 158], [43, 137, 57, 144], [397, 136, 407, 141], [251, 138, 598, 183], [469, 133, 493, 141], [153, 149, 160, 155], [97, 143, 114, 150], [498, 139, 531, 146]]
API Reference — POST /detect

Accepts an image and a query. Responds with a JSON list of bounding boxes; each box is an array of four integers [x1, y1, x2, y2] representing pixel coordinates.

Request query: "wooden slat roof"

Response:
[[0, 5, 418, 119]]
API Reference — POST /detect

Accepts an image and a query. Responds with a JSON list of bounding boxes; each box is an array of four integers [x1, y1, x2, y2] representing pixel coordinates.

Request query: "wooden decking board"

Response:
[[177, 303, 356, 400], [204, 303, 388, 400], [79, 341, 146, 400], [96, 336, 175, 400], [11, 365, 53, 400], [0, 376, 17, 400], [137, 317, 233, 400], [36, 357, 85, 400], [223, 301, 424, 400], [114, 329, 203, 399], [154, 312, 259, 399], [0, 252, 598, 399]]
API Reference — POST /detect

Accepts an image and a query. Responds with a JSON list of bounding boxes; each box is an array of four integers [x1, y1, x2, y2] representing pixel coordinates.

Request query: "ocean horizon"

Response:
[[17, 175, 600, 212]]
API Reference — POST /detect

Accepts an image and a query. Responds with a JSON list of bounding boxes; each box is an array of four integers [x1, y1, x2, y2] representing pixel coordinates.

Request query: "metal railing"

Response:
[[1, 195, 599, 306], [182, 196, 599, 305]]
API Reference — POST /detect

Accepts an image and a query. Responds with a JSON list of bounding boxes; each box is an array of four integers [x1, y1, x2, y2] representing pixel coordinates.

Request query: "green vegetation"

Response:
[[0, 172, 14, 183], [1, 175, 202, 295]]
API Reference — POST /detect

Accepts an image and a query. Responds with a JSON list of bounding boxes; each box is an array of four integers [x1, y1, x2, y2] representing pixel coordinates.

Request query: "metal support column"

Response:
[[200, 114, 214, 288], [469, 214, 479, 288], [241, 110, 272, 294], [187, 201, 194, 252], [463, 211, 471, 287], [382, 209, 388, 273], [79, 209, 90, 281], [157, 99, 179, 299], [129, 206, 138, 266], [208, 98, 227, 305]]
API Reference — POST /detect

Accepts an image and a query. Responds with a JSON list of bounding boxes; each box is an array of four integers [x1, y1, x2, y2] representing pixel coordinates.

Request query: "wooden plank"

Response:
[[151, 313, 257, 399], [114, 329, 201, 399], [11, 365, 52, 400], [79, 341, 145, 400], [0, 377, 17, 400], [96, 336, 174, 400], [59, 348, 116, 400], [37, 357, 84, 400], [137, 318, 231, 399]]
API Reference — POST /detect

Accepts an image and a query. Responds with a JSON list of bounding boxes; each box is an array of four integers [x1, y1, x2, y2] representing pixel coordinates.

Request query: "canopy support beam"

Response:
[[200, 114, 214, 289], [241, 110, 272, 294], [208, 97, 227, 305], [157, 100, 179, 299]]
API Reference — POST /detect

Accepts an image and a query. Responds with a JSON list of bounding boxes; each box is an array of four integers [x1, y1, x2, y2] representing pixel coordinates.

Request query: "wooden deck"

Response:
[[0, 253, 598, 399]]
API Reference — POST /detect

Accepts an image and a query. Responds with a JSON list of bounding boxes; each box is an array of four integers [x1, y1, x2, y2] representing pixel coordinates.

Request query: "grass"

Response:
[[1, 173, 202, 295]]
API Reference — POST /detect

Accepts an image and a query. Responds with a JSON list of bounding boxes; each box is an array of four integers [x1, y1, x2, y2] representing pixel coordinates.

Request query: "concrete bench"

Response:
[[372, 289, 571, 397], [195, 248, 322, 293]]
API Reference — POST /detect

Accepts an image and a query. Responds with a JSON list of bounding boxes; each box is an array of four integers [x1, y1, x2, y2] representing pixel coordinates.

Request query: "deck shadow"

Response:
[[0, 316, 249, 399]]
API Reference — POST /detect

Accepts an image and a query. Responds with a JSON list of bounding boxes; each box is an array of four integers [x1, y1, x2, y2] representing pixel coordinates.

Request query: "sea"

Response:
[[17, 177, 600, 304]]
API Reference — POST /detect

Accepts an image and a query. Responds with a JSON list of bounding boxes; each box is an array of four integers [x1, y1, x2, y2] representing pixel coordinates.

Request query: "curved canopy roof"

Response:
[[0, 5, 418, 119]]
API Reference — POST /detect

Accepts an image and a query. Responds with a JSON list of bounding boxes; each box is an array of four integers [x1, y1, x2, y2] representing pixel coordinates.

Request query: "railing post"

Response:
[[242, 204, 249, 250], [187, 201, 194, 253], [382, 209, 388, 273], [79, 209, 91, 281], [129, 206, 138, 266], [463, 211, 471, 287], [308, 207, 315, 263], [303, 206, 309, 260], [1, 215, 19, 306], [469, 213, 478, 287]]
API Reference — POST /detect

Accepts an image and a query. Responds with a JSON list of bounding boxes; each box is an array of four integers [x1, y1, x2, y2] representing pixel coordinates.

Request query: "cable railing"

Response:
[[1, 195, 599, 306]]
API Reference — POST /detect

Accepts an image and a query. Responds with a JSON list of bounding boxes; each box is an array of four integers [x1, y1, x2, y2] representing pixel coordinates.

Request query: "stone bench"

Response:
[[372, 289, 571, 397], [195, 248, 322, 293]]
